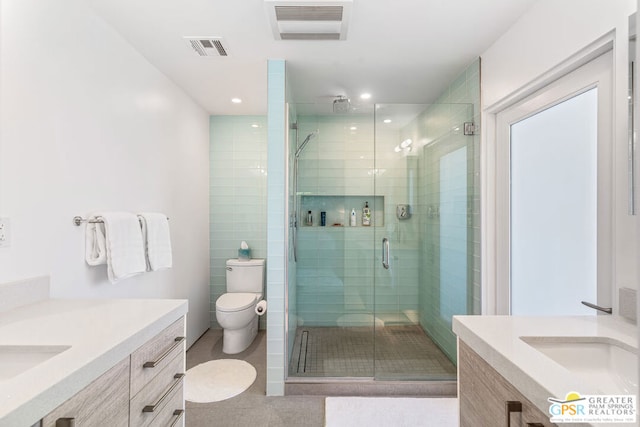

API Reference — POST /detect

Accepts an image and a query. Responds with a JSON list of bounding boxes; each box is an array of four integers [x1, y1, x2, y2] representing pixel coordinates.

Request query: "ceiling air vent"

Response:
[[275, 5, 343, 21], [184, 37, 228, 57], [265, 1, 352, 41]]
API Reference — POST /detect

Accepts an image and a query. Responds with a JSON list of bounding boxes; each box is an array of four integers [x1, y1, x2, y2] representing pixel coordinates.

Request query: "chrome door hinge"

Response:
[[463, 122, 477, 135]]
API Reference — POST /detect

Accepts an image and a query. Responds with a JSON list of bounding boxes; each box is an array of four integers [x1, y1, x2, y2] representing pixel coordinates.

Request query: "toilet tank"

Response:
[[226, 259, 265, 293]]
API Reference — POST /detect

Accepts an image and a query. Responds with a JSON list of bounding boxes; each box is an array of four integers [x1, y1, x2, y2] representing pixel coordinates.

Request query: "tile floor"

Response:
[[185, 325, 457, 426], [289, 325, 457, 380], [185, 329, 325, 427]]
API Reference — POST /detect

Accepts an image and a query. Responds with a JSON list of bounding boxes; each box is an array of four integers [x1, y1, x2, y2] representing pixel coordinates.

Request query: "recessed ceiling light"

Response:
[[251, 124, 260, 128], [231, 98, 242, 104], [350, 126, 357, 131], [360, 93, 371, 100], [383, 119, 392, 124]]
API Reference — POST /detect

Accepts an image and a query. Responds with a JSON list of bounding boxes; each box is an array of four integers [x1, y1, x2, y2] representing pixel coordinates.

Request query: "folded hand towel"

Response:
[[138, 212, 172, 271], [85, 218, 107, 266], [100, 212, 146, 283]]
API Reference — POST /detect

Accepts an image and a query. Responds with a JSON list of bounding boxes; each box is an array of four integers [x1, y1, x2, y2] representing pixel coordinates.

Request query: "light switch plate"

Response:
[[0, 217, 10, 248]]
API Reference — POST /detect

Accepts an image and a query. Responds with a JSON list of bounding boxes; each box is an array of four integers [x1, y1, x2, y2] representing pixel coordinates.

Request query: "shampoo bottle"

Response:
[[362, 201, 371, 226], [350, 208, 357, 227], [306, 210, 313, 226]]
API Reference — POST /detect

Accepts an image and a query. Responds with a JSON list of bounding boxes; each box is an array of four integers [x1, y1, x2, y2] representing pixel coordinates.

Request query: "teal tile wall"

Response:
[[266, 59, 287, 396], [209, 115, 267, 329], [296, 220, 386, 326]]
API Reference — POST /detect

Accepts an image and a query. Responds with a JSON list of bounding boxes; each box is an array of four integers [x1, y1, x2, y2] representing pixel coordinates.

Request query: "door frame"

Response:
[[482, 33, 616, 315]]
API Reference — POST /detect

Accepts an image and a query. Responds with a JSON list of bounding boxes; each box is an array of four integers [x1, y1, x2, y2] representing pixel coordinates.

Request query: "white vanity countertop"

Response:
[[0, 298, 188, 427], [453, 315, 638, 427]]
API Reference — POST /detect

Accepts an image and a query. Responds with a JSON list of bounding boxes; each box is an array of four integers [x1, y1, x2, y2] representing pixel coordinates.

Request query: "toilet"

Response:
[[215, 258, 265, 354]]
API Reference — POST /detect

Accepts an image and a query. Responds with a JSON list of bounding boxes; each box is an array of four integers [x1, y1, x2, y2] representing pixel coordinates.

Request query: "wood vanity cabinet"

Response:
[[458, 341, 556, 427], [41, 317, 186, 427], [41, 357, 130, 427]]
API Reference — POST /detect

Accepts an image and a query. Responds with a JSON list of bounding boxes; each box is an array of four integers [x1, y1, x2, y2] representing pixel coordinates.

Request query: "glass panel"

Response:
[[373, 103, 475, 380], [510, 88, 598, 315], [287, 103, 376, 378], [439, 147, 468, 322]]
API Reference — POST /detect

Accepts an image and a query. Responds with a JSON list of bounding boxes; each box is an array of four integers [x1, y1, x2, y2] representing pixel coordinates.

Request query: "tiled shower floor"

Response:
[[288, 325, 457, 380]]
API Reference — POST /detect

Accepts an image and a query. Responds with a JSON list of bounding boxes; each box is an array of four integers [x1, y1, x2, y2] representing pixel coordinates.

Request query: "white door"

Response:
[[496, 51, 613, 315]]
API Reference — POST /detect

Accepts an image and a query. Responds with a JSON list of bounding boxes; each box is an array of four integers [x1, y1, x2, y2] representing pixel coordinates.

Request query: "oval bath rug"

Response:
[[184, 359, 257, 403]]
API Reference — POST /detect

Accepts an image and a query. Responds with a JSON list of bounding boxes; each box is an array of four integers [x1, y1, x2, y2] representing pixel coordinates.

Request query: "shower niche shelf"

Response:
[[300, 195, 384, 227]]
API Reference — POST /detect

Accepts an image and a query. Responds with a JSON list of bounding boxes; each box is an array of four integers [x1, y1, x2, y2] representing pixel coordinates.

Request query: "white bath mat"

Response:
[[184, 359, 256, 403], [325, 397, 458, 427]]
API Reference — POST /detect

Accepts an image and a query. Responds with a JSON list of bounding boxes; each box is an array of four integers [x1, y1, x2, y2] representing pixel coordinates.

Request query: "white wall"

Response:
[[0, 0, 210, 347], [481, 0, 638, 313], [482, 0, 635, 107]]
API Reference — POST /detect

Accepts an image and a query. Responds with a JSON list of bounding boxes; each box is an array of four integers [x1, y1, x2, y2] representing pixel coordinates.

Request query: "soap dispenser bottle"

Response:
[[350, 208, 357, 227], [362, 201, 371, 226], [306, 210, 313, 226]]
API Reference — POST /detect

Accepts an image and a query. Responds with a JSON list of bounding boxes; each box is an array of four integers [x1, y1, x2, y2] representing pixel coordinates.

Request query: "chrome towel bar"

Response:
[[73, 215, 169, 226]]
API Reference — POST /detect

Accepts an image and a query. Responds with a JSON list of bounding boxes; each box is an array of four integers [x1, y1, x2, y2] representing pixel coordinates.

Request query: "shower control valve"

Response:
[[396, 204, 411, 220]]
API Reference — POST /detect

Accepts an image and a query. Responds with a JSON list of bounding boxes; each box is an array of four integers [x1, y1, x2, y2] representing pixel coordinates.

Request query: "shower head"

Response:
[[295, 130, 318, 158], [333, 96, 350, 114]]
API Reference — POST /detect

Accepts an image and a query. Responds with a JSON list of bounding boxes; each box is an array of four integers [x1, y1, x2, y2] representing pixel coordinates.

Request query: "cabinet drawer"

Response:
[[130, 352, 185, 427], [131, 317, 185, 396], [149, 383, 185, 427], [42, 357, 130, 427]]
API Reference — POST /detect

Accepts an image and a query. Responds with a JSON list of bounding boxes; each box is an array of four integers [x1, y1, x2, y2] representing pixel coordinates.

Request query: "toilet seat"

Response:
[[216, 293, 258, 312]]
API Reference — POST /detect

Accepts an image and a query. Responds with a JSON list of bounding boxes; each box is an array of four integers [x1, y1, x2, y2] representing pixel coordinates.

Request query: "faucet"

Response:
[[581, 301, 612, 314]]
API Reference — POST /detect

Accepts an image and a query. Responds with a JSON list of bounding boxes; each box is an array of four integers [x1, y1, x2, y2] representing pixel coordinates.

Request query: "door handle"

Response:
[[143, 337, 185, 368], [143, 373, 185, 412], [382, 238, 390, 269], [581, 301, 612, 314]]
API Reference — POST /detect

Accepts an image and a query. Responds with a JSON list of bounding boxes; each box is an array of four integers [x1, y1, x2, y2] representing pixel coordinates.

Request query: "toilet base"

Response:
[[222, 316, 259, 354]]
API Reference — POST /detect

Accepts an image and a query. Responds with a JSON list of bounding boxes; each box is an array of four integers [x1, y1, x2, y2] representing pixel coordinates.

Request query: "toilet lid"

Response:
[[216, 293, 258, 312]]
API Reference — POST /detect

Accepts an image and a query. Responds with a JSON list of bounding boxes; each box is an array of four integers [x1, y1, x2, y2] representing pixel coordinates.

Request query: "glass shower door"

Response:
[[373, 103, 477, 380], [287, 103, 377, 378]]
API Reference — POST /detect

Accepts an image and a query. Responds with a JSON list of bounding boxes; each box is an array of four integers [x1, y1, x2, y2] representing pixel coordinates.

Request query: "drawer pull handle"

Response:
[[505, 401, 522, 427], [56, 418, 76, 427], [142, 373, 185, 413], [169, 409, 185, 427], [143, 336, 185, 368]]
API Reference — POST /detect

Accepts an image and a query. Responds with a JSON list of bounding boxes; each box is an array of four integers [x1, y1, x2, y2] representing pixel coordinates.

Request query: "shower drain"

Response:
[[295, 330, 310, 373]]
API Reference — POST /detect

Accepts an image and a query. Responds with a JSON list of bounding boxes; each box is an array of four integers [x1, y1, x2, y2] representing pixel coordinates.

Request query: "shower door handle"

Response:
[[382, 238, 390, 269]]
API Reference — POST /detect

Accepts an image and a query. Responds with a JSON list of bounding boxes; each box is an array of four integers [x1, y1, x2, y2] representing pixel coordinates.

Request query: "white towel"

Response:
[[100, 212, 147, 283], [85, 219, 107, 266], [137, 212, 172, 271]]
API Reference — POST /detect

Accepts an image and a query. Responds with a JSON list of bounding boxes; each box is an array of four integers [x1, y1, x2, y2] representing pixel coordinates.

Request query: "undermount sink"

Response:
[[0, 345, 71, 381], [520, 336, 638, 395]]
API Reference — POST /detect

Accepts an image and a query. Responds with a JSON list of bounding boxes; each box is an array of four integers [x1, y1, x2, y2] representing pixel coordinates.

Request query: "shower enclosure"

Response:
[[286, 101, 479, 382]]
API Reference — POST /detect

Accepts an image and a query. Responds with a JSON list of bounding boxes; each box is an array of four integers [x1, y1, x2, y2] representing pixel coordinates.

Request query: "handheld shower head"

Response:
[[295, 130, 318, 158]]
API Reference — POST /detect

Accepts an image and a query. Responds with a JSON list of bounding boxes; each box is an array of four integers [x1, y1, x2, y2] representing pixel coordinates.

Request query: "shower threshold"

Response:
[[284, 377, 457, 397]]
